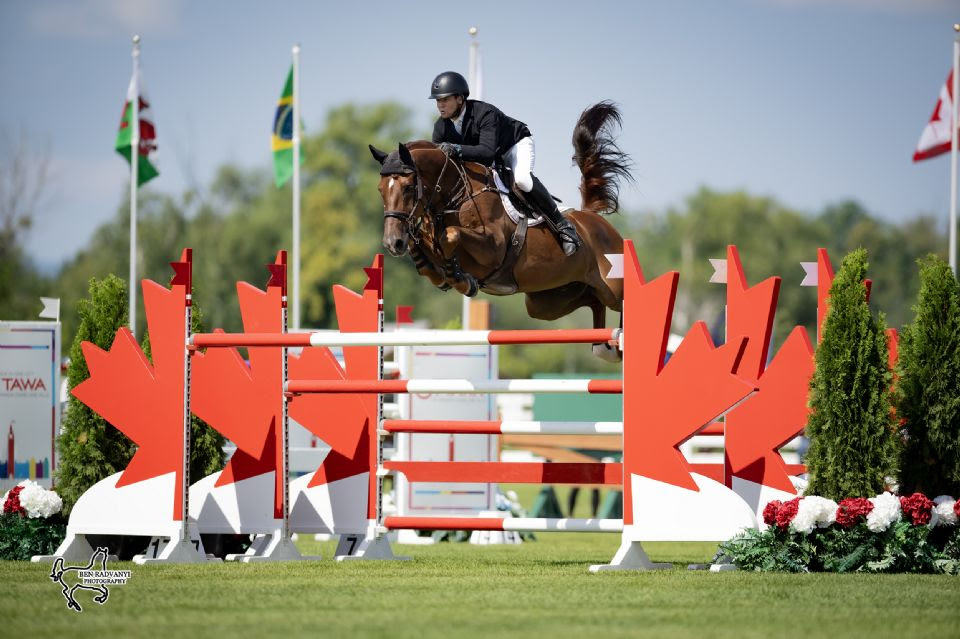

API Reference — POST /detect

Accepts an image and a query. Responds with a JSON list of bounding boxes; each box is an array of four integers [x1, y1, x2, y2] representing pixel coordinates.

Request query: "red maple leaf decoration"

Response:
[[191, 254, 380, 518], [620, 240, 755, 524], [722, 246, 815, 493], [71, 252, 192, 520]]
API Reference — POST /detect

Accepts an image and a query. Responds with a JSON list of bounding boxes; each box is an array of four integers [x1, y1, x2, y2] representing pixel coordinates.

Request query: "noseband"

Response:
[[383, 153, 466, 247]]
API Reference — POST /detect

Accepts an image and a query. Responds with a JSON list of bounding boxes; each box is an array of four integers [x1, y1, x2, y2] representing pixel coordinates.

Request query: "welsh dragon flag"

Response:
[[115, 67, 159, 185]]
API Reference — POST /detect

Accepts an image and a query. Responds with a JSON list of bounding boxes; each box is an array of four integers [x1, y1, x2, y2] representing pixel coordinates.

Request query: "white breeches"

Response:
[[503, 136, 535, 192]]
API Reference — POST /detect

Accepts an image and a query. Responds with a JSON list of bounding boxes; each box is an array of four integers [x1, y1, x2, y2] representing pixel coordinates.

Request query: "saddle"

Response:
[[475, 166, 537, 295]]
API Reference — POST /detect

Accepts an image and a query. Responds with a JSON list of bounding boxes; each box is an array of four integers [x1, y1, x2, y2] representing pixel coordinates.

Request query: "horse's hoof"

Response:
[[592, 343, 622, 363], [463, 274, 479, 298]]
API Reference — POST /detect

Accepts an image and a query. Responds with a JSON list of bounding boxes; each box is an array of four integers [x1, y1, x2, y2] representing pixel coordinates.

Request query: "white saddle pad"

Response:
[[492, 171, 545, 227]]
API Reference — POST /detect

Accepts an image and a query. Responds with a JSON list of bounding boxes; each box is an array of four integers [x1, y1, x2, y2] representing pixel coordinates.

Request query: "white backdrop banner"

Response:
[[0, 321, 61, 490]]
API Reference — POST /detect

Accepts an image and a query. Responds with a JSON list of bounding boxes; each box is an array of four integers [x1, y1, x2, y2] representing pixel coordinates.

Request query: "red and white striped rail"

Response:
[[190, 328, 620, 349], [285, 378, 622, 395], [382, 420, 624, 435], [384, 517, 624, 533], [384, 461, 622, 484]]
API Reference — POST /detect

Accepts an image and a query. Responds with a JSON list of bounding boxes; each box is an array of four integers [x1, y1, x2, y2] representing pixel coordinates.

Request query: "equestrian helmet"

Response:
[[429, 71, 470, 99]]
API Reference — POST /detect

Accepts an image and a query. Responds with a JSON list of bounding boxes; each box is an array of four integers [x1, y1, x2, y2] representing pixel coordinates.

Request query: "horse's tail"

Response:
[[572, 101, 633, 214]]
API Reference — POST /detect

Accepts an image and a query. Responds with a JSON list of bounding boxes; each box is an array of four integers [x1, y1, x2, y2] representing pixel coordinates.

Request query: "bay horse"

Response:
[[369, 102, 632, 358]]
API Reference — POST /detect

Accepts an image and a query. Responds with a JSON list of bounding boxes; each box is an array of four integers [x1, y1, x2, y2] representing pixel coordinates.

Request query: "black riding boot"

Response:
[[527, 175, 581, 256]]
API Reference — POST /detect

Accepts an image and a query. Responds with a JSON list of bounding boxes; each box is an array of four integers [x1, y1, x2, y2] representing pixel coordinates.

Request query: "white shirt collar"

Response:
[[452, 102, 467, 134]]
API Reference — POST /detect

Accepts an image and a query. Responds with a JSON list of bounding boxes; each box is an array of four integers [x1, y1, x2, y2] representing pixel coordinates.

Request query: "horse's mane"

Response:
[[572, 101, 633, 214]]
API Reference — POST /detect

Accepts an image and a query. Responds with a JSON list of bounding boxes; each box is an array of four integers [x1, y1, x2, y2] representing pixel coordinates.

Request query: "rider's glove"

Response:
[[438, 142, 462, 159]]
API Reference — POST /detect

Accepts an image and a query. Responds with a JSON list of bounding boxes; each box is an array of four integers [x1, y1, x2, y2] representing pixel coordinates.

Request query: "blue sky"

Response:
[[1, 0, 957, 269]]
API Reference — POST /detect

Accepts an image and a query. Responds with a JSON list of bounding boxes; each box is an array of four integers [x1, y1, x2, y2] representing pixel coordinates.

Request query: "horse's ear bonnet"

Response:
[[371, 143, 416, 176], [377, 154, 415, 176]]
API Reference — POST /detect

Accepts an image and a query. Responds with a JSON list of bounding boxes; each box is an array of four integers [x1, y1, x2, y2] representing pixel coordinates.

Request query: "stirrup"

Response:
[[557, 223, 582, 257]]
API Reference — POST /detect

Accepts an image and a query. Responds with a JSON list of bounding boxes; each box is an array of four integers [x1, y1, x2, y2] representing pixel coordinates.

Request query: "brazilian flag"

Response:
[[272, 66, 303, 187]]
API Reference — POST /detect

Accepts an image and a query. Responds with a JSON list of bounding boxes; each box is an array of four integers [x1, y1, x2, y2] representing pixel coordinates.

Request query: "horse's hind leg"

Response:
[[590, 296, 621, 362]]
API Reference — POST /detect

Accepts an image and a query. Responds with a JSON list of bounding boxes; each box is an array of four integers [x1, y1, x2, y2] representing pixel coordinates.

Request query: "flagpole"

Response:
[[463, 26, 480, 330], [292, 44, 301, 330], [950, 24, 959, 274], [129, 35, 141, 334]]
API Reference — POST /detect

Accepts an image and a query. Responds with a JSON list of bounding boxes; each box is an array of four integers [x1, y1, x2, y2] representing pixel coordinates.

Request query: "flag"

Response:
[[914, 70, 957, 162], [272, 65, 302, 187], [38, 297, 60, 321], [115, 67, 159, 184]]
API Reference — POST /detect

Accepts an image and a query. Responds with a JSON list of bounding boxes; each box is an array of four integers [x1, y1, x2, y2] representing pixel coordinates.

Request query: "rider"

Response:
[[429, 71, 582, 256]]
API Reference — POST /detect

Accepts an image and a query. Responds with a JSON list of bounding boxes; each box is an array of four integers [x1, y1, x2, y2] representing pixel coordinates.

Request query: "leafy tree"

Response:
[[0, 129, 52, 320], [804, 249, 897, 500], [56, 275, 134, 514], [895, 255, 960, 496]]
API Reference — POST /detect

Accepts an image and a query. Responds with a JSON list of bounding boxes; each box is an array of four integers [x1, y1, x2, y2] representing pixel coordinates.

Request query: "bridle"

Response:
[[382, 151, 473, 249]]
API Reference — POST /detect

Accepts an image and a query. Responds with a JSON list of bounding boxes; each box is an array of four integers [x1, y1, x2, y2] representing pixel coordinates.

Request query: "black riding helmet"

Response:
[[429, 71, 470, 99]]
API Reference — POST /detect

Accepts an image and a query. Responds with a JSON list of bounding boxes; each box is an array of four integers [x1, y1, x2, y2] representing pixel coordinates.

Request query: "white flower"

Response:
[[933, 495, 957, 527], [790, 496, 837, 534], [16, 480, 63, 518], [866, 492, 901, 532]]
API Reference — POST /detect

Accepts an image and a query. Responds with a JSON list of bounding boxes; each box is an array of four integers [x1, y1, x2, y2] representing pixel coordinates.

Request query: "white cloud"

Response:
[[28, 0, 185, 40]]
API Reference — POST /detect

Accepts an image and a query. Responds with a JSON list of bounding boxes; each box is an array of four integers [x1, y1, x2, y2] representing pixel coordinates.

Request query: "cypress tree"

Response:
[[56, 275, 135, 514], [895, 255, 960, 496], [805, 248, 896, 500]]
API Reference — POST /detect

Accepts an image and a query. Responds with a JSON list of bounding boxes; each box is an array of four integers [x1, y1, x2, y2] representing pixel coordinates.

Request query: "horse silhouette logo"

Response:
[[49, 547, 130, 612]]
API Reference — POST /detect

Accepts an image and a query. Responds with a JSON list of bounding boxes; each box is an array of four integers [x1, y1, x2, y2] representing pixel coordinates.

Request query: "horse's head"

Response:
[[370, 141, 450, 257], [370, 143, 419, 257]]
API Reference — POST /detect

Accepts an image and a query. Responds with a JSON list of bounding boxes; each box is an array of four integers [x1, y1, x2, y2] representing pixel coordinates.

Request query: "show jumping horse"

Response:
[[370, 102, 632, 359]]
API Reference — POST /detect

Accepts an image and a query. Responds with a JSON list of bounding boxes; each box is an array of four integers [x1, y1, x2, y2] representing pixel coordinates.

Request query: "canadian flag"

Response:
[[914, 70, 958, 162]]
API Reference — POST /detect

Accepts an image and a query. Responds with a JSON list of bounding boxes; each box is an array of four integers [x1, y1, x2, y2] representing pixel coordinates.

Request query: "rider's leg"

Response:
[[527, 175, 582, 256], [504, 137, 581, 256], [505, 137, 535, 193]]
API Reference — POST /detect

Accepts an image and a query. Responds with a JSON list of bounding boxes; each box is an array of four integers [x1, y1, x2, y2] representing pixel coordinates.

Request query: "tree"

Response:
[[56, 275, 133, 514], [804, 249, 897, 500], [895, 255, 960, 496], [0, 129, 52, 319]]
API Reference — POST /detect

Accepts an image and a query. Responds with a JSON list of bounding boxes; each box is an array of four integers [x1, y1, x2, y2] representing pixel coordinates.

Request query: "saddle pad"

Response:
[[492, 170, 545, 227]]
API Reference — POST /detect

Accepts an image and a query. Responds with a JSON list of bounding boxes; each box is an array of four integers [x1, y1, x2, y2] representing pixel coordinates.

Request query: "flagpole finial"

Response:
[[469, 26, 478, 37], [293, 43, 301, 54], [953, 23, 960, 32], [132, 34, 140, 45]]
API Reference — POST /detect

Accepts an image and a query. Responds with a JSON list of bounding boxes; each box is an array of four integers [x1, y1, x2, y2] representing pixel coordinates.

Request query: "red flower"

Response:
[[899, 492, 933, 526], [954, 500, 960, 520], [775, 498, 801, 530], [836, 497, 873, 528], [762, 500, 782, 527], [3, 485, 25, 517]]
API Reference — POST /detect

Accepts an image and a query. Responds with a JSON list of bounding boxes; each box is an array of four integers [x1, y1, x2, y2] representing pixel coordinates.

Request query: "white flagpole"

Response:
[[292, 44, 302, 330], [464, 27, 481, 329], [129, 35, 141, 334], [950, 24, 959, 274]]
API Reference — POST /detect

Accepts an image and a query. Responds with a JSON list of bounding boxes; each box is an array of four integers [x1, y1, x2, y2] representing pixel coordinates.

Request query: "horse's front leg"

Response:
[[408, 243, 455, 291], [440, 227, 481, 297]]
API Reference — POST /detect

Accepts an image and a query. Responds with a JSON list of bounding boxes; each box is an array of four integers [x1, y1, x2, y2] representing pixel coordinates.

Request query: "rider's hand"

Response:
[[438, 142, 462, 159]]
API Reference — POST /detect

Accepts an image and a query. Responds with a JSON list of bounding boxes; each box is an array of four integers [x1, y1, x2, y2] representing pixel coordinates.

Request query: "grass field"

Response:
[[4, 532, 959, 638], [4, 487, 959, 637]]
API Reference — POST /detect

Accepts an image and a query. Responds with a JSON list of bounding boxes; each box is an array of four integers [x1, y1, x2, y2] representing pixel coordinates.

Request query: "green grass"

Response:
[[3, 534, 958, 639]]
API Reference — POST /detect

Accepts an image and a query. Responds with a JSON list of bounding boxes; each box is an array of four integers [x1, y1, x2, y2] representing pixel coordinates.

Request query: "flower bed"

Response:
[[720, 492, 960, 573], [0, 480, 66, 560]]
